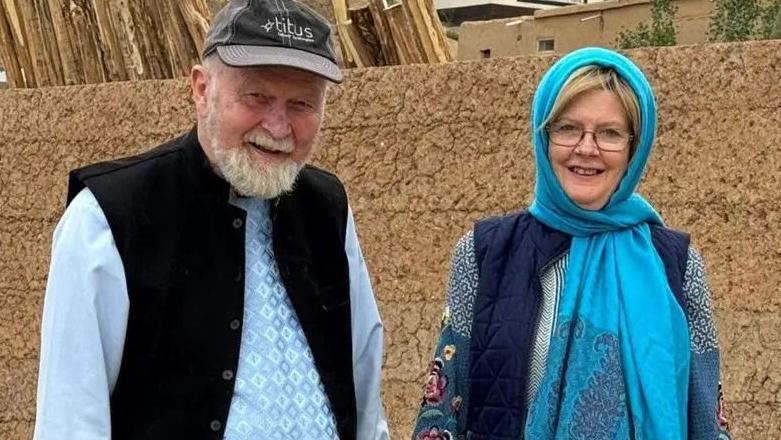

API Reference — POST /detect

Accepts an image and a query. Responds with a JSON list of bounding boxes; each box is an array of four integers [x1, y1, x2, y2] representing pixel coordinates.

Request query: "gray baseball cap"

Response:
[[203, 0, 343, 83]]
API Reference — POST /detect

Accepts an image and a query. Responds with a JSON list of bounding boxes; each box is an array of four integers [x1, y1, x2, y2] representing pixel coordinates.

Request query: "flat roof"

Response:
[[534, 0, 648, 18], [436, 0, 570, 10]]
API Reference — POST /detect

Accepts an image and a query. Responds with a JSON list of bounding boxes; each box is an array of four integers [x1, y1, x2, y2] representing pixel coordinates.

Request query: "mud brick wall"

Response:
[[1, 40, 779, 438]]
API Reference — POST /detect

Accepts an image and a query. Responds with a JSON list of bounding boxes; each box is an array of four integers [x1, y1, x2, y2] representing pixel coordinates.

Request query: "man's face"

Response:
[[196, 62, 328, 198]]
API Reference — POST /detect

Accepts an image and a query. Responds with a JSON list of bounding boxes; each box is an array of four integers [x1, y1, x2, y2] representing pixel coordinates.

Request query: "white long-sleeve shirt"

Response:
[[34, 188, 389, 439]]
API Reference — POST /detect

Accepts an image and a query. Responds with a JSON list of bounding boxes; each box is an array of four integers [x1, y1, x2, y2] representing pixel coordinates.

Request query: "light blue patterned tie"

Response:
[[224, 197, 338, 439]]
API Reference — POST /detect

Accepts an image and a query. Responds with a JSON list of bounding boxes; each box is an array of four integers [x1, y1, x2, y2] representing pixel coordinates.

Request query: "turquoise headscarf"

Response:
[[525, 48, 690, 439]]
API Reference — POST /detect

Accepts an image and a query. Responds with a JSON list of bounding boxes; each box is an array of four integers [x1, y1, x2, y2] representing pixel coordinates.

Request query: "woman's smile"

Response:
[[548, 89, 631, 211]]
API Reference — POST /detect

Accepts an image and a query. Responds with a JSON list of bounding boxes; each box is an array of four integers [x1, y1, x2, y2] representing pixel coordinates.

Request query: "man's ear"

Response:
[[191, 64, 210, 118]]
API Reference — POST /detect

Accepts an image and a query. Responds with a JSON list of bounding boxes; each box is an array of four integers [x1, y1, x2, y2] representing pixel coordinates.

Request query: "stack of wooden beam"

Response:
[[0, 0, 450, 89], [332, 0, 452, 67], [0, 0, 212, 88]]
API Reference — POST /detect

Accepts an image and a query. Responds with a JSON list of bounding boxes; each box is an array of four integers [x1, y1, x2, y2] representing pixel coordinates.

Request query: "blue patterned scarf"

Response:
[[526, 48, 690, 439]]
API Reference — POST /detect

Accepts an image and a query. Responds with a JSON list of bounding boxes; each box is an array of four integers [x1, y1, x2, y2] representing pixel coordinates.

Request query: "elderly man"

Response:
[[33, 1, 388, 439]]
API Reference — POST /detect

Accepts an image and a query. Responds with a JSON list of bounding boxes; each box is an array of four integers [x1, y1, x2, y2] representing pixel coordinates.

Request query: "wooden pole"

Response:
[[92, 0, 130, 82], [331, 0, 362, 67], [404, 0, 451, 63], [0, 0, 25, 87], [177, 0, 212, 58], [45, 0, 80, 85], [154, 0, 189, 76], [403, 0, 436, 62], [349, 3, 383, 65], [137, 0, 173, 80], [71, 2, 108, 84], [111, 0, 146, 80], [384, 2, 424, 64], [367, 0, 398, 65], [32, 0, 65, 85], [15, 0, 49, 86], [344, 18, 376, 67], [421, 0, 451, 62], [7, 0, 37, 87]]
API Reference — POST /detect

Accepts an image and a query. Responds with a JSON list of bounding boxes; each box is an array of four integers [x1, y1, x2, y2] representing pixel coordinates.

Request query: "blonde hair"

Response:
[[543, 65, 641, 154]]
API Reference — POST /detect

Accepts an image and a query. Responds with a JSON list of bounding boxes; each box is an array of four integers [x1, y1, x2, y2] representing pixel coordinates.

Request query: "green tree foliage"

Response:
[[774, 7, 781, 38], [764, 1, 781, 38], [709, 0, 781, 42], [616, 0, 678, 49]]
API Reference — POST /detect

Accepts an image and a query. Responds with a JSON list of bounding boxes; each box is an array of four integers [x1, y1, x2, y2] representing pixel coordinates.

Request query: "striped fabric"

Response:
[[526, 253, 567, 405]]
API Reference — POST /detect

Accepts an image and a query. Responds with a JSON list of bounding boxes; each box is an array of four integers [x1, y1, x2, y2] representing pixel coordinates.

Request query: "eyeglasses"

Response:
[[546, 122, 633, 152]]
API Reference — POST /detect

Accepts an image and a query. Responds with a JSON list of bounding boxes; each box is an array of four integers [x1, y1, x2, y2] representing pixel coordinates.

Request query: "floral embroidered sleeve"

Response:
[[683, 247, 732, 439], [412, 231, 479, 440]]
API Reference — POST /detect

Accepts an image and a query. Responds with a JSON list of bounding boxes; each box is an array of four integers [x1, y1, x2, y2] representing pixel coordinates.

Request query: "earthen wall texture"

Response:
[[1, 40, 779, 438]]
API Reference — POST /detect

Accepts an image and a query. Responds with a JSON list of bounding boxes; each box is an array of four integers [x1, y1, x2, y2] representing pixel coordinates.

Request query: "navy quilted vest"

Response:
[[466, 212, 689, 439]]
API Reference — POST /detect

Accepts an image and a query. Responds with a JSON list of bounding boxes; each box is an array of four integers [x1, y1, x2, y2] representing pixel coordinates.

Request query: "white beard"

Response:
[[213, 143, 302, 199], [205, 105, 304, 199]]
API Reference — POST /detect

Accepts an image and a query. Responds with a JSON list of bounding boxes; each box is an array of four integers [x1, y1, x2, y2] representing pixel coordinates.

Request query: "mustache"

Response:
[[243, 130, 294, 153]]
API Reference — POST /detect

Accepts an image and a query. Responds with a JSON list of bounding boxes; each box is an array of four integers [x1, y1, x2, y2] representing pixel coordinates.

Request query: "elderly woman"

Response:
[[412, 48, 731, 439]]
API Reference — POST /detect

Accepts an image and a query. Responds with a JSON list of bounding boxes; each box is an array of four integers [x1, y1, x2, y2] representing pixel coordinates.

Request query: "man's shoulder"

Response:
[[72, 132, 192, 181], [276, 165, 349, 236], [298, 164, 344, 188], [67, 131, 196, 205], [294, 164, 347, 202]]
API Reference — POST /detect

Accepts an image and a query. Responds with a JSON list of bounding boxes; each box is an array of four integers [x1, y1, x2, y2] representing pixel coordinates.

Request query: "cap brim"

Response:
[[216, 45, 343, 83]]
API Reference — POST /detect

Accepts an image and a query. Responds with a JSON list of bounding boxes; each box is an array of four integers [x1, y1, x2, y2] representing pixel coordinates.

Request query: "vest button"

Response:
[[233, 271, 242, 282], [232, 218, 243, 229], [222, 369, 234, 380], [229, 319, 241, 330], [209, 420, 222, 431]]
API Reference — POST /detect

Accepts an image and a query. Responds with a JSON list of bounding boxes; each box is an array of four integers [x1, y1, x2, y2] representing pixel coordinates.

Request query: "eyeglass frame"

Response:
[[545, 122, 634, 152]]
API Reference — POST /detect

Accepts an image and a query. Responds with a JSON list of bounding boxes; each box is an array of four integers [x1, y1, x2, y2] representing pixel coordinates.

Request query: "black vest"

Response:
[[466, 212, 690, 439], [67, 130, 357, 440]]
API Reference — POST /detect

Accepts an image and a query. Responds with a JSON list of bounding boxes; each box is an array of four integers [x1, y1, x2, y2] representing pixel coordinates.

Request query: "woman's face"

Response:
[[548, 89, 631, 211]]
